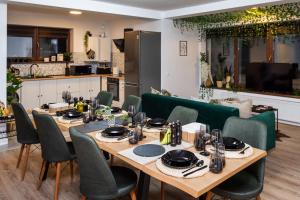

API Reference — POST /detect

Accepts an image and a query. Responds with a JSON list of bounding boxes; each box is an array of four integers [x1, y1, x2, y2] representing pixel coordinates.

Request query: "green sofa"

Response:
[[141, 93, 275, 150]]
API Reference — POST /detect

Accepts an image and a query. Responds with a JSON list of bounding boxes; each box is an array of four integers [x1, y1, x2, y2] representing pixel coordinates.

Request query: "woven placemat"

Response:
[[156, 153, 210, 178], [95, 132, 129, 143], [206, 144, 253, 159]]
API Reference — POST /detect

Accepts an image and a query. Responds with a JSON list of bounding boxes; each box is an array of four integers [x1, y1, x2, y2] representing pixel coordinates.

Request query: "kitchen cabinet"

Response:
[[56, 78, 79, 98], [79, 77, 101, 99], [87, 37, 111, 62], [20, 80, 57, 109], [101, 77, 107, 91]]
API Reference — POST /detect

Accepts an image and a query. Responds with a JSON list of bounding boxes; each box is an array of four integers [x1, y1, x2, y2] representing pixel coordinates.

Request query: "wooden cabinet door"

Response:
[[89, 77, 101, 99], [101, 77, 107, 91], [57, 78, 79, 99], [39, 80, 57, 105], [20, 81, 40, 110], [79, 78, 90, 100]]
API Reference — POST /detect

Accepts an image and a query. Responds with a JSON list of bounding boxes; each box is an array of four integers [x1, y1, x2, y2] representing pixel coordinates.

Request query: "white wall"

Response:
[[0, 3, 7, 104], [8, 9, 111, 53]]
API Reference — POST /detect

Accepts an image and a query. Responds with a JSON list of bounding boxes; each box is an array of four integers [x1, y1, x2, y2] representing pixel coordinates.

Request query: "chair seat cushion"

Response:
[[111, 166, 137, 197], [212, 170, 263, 200]]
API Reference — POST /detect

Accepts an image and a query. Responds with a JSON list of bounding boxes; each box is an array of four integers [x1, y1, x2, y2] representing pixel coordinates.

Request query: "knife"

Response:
[[183, 165, 208, 177], [239, 146, 250, 154]]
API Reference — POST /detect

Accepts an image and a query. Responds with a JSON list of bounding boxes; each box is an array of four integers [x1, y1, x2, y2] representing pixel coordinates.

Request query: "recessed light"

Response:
[[69, 10, 82, 15]]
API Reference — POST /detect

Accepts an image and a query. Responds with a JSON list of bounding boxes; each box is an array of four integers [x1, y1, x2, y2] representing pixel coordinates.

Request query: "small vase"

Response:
[[216, 81, 223, 88]]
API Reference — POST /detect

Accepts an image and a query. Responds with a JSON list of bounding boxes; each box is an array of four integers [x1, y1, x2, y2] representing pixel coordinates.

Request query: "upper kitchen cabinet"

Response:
[[87, 37, 111, 62], [7, 25, 70, 63]]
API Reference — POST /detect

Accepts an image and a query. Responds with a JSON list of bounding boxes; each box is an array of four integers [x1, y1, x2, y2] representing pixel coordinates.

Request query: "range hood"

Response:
[[113, 28, 133, 53], [113, 39, 124, 52]]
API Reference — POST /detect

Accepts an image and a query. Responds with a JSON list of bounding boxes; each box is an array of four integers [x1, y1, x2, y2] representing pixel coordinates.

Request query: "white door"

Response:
[[99, 38, 111, 62], [79, 78, 90, 99], [89, 77, 101, 98], [20, 81, 40, 110], [40, 80, 57, 105]]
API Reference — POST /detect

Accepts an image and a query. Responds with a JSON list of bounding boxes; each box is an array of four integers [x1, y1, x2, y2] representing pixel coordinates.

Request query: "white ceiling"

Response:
[[94, 0, 224, 11]]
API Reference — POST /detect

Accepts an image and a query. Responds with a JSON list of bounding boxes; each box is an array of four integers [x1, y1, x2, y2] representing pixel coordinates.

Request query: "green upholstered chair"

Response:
[[96, 91, 113, 106], [122, 95, 141, 112], [69, 127, 137, 200], [207, 117, 268, 200], [167, 106, 198, 125]]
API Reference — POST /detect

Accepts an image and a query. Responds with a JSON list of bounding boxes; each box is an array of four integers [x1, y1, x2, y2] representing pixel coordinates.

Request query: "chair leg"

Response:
[[21, 144, 31, 181], [160, 182, 165, 200], [256, 195, 261, 200], [70, 160, 74, 181], [16, 144, 25, 168], [110, 155, 114, 166], [130, 189, 137, 200], [205, 191, 213, 200], [37, 160, 46, 190], [54, 162, 62, 200]]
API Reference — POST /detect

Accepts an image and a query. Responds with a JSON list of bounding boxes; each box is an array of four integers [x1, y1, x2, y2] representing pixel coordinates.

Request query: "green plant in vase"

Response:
[[7, 69, 22, 105]]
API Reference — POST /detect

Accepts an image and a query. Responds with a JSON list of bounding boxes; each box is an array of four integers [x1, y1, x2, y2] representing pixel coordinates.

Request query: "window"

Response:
[[7, 25, 70, 62]]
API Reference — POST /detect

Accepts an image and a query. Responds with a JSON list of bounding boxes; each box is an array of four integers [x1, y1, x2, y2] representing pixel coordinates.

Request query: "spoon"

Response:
[[181, 160, 204, 174]]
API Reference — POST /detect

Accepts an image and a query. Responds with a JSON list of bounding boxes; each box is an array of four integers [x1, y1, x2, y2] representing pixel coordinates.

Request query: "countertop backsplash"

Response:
[[11, 63, 67, 77]]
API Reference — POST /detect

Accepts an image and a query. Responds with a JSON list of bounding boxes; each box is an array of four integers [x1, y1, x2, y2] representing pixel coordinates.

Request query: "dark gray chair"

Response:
[[69, 127, 137, 200], [32, 111, 76, 200], [96, 91, 113, 106], [11, 103, 39, 181], [167, 106, 198, 125], [122, 95, 141, 112], [206, 117, 268, 200]]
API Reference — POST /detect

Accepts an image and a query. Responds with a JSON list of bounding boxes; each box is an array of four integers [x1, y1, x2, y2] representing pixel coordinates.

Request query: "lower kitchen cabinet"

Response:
[[79, 77, 101, 100], [39, 80, 57, 105], [20, 81, 40, 110]]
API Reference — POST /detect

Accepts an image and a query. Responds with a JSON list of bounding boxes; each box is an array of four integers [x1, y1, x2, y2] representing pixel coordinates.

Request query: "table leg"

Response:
[[198, 193, 207, 200], [276, 110, 279, 133], [42, 162, 50, 181], [137, 171, 151, 200]]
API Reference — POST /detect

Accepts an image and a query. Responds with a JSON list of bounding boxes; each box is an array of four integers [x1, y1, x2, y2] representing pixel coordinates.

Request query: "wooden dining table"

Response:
[[55, 118, 267, 200]]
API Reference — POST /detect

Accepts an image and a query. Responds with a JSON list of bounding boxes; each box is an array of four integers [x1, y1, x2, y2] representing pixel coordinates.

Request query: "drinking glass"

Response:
[[209, 150, 224, 174], [128, 105, 136, 128], [82, 113, 90, 124], [200, 124, 211, 156], [194, 125, 205, 151], [135, 124, 143, 141], [211, 129, 223, 145], [129, 131, 139, 145], [216, 143, 226, 167]]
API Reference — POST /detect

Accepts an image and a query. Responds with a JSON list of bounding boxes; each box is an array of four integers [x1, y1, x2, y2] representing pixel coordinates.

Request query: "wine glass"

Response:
[[200, 124, 211, 156], [136, 112, 147, 140], [66, 91, 72, 105], [128, 105, 136, 128]]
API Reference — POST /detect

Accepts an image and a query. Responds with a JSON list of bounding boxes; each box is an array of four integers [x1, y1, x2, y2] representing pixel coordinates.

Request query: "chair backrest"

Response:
[[222, 117, 268, 184], [96, 91, 113, 106], [11, 103, 39, 144], [32, 111, 72, 162], [167, 106, 198, 125], [69, 127, 118, 199], [122, 95, 141, 112]]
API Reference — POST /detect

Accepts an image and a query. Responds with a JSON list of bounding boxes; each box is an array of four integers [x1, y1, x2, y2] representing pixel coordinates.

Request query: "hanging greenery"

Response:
[[173, 2, 300, 39]]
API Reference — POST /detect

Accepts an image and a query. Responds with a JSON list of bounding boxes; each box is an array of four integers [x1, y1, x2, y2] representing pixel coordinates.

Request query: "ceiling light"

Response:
[[69, 10, 82, 15]]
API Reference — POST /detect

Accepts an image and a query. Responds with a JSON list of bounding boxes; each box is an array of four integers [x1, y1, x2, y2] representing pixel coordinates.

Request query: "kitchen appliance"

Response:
[[125, 31, 161, 98], [113, 28, 133, 53], [96, 66, 111, 74], [69, 65, 92, 75], [107, 78, 119, 101]]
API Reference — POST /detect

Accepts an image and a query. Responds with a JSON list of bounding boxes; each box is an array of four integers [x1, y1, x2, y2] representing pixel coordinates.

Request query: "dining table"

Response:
[[33, 108, 267, 200]]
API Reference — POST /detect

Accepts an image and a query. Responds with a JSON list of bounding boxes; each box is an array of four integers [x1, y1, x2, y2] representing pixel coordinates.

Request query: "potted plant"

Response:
[[200, 52, 213, 87], [216, 65, 224, 88], [64, 52, 73, 76], [7, 68, 22, 114]]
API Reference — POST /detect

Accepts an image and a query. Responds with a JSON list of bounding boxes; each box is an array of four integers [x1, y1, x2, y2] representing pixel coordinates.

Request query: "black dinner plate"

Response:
[[148, 118, 166, 127], [111, 107, 121, 114], [101, 126, 128, 137], [63, 110, 82, 119], [223, 137, 245, 151], [161, 150, 198, 169]]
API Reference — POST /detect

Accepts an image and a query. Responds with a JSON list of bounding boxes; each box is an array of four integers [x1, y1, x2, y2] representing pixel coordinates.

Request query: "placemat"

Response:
[[95, 132, 129, 143], [206, 144, 253, 159], [118, 140, 193, 165], [133, 144, 165, 157], [156, 153, 210, 178], [57, 116, 83, 124]]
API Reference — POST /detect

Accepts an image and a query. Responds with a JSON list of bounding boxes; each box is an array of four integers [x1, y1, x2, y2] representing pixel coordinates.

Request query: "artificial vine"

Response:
[[174, 2, 300, 40]]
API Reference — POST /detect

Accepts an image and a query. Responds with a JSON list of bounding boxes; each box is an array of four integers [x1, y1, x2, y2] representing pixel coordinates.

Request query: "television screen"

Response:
[[246, 63, 295, 92]]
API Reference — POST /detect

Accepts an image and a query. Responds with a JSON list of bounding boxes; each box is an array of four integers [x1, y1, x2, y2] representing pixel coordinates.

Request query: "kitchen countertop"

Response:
[[21, 74, 125, 81]]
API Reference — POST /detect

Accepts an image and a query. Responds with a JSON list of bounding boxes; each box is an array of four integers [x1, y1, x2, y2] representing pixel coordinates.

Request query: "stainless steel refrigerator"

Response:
[[124, 31, 161, 98]]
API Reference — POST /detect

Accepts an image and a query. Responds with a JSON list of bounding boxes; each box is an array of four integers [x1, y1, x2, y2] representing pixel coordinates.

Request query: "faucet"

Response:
[[29, 64, 39, 78]]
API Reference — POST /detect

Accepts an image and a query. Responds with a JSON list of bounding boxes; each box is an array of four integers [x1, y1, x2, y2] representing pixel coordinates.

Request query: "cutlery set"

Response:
[[181, 160, 207, 177]]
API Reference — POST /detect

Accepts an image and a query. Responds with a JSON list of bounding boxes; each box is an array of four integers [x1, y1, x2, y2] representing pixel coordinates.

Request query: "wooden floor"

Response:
[[0, 123, 299, 200]]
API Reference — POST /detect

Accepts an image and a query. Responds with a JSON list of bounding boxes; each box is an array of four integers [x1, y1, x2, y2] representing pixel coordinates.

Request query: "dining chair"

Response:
[[206, 117, 268, 200], [11, 103, 40, 181], [161, 105, 199, 199], [69, 127, 137, 200], [32, 111, 76, 200], [122, 95, 141, 112], [96, 91, 113, 106], [167, 106, 198, 125]]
